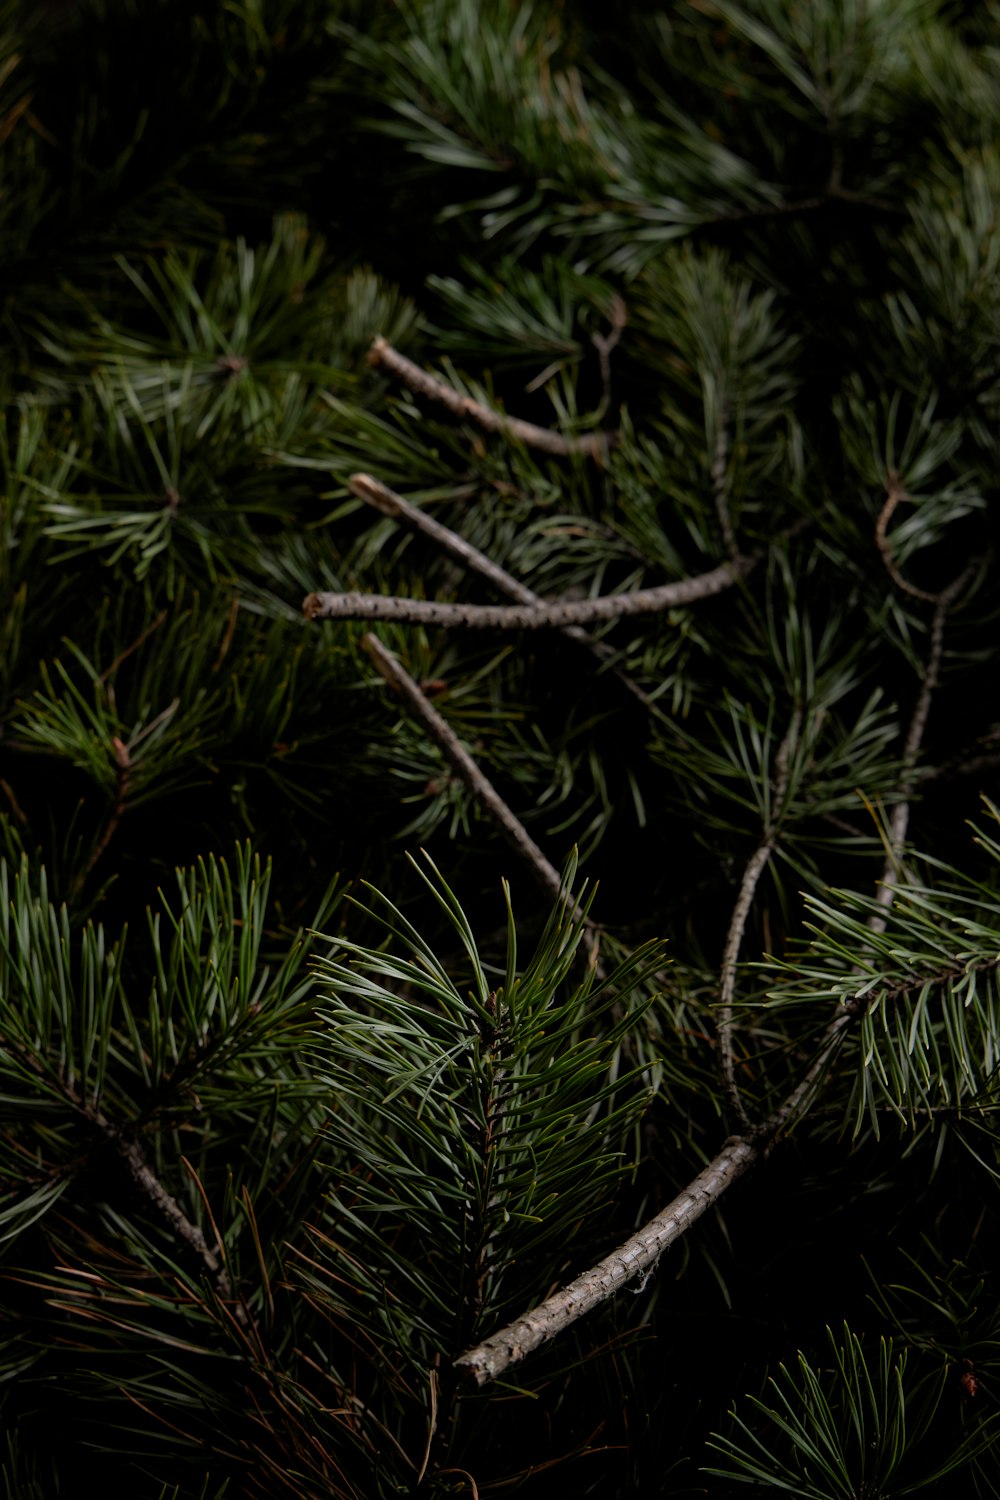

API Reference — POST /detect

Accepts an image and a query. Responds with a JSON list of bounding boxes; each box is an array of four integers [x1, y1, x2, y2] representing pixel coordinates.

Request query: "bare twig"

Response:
[[362, 635, 578, 920], [711, 412, 738, 559], [717, 707, 801, 1129], [368, 336, 614, 459], [99, 608, 169, 683], [455, 1002, 851, 1386], [348, 473, 542, 607], [348, 473, 666, 715], [875, 475, 938, 604], [304, 553, 755, 630], [863, 557, 980, 937], [590, 294, 627, 420]]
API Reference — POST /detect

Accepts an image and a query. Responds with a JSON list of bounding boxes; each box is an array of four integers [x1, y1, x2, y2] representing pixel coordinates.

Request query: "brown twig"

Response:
[[348, 473, 667, 715], [98, 609, 169, 684], [304, 552, 755, 630], [363, 634, 565, 910], [590, 294, 627, 420], [711, 410, 738, 559], [717, 707, 801, 1129], [868, 559, 980, 931], [368, 336, 614, 459], [6, 1035, 241, 1315], [875, 474, 938, 604]]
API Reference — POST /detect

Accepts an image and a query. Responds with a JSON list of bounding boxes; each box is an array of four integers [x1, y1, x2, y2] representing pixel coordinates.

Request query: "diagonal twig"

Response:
[[861, 556, 980, 939], [6, 1035, 241, 1315], [362, 634, 587, 927], [455, 1009, 851, 1387], [368, 336, 614, 460], [304, 552, 756, 630], [717, 706, 803, 1130]]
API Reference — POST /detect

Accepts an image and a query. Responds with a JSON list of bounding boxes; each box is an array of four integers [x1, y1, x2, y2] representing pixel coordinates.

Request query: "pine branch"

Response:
[[368, 336, 614, 459], [456, 549, 978, 1384], [303, 553, 756, 629], [6, 1036, 240, 1314], [454, 1008, 853, 1386]]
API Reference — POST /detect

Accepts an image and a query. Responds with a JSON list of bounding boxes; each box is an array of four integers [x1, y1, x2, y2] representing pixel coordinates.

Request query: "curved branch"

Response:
[[304, 554, 755, 630], [717, 707, 802, 1128]]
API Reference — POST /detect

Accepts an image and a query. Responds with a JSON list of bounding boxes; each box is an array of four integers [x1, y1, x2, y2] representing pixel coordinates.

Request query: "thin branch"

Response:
[[348, 472, 666, 714], [304, 553, 756, 629], [710, 184, 903, 225], [590, 293, 627, 421], [98, 608, 169, 683], [362, 634, 563, 911], [454, 1137, 757, 1386], [711, 410, 737, 559], [875, 474, 938, 604], [869, 558, 980, 928], [860, 954, 1000, 1011], [348, 473, 542, 607], [368, 336, 615, 459], [70, 735, 131, 901], [718, 708, 801, 1133]]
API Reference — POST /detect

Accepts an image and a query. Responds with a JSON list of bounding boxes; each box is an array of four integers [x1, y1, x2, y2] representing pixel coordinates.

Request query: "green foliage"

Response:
[[305, 854, 660, 1362], [707, 1323, 957, 1497], [2, 0, 1000, 1494]]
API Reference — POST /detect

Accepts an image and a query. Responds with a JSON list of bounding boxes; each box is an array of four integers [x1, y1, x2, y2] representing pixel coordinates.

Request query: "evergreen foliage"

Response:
[[1, 0, 1000, 1494]]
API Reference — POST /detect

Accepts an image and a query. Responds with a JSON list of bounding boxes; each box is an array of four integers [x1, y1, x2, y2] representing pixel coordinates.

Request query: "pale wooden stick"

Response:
[[455, 1011, 851, 1387], [304, 554, 754, 630], [368, 336, 613, 459]]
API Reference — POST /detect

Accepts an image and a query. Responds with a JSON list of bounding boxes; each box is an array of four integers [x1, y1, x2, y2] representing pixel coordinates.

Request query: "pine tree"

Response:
[[2, 0, 1000, 1494]]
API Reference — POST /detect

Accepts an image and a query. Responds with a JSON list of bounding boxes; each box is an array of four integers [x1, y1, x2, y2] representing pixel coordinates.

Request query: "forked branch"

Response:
[[456, 1009, 851, 1387], [455, 556, 978, 1384], [348, 473, 667, 714]]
